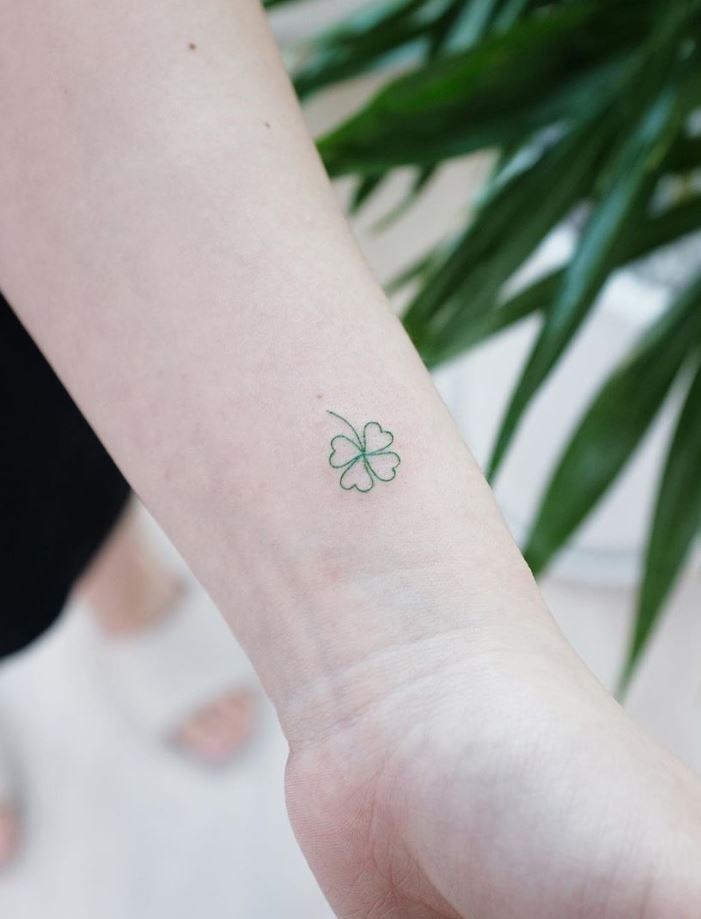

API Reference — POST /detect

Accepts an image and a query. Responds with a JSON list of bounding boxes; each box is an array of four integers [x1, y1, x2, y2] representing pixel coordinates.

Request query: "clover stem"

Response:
[[327, 410, 363, 451]]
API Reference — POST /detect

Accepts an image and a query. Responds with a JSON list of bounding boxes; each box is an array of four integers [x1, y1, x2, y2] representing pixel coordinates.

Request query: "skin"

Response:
[[1, 0, 700, 913]]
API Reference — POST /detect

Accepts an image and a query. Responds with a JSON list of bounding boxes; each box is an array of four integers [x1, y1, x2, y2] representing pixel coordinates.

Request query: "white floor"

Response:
[[0, 579, 332, 919]]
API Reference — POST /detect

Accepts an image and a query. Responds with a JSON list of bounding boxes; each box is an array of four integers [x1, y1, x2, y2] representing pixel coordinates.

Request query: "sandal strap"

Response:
[[86, 585, 256, 738]]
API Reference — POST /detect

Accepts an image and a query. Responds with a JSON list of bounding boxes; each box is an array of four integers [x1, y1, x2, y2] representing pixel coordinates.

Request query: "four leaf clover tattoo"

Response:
[[327, 410, 401, 493]]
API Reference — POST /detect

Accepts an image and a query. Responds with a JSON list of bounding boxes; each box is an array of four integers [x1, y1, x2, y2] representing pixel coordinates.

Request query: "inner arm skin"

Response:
[[0, 0, 544, 738]]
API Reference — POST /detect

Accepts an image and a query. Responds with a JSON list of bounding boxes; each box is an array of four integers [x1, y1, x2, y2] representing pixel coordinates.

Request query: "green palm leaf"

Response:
[[421, 194, 701, 365], [317, 2, 648, 174], [523, 272, 701, 578], [618, 359, 701, 693], [487, 73, 687, 480], [293, 0, 444, 100], [403, 118, 610, 343]]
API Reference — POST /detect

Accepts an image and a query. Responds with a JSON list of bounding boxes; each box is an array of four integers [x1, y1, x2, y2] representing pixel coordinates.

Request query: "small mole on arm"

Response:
[[264, 120, 271, 129], [316, 393, 323, 401], [188, 42, 197, 50]]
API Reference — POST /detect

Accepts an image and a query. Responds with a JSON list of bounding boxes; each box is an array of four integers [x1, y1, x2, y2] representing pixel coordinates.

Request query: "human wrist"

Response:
[[244, 495, 548, 747]]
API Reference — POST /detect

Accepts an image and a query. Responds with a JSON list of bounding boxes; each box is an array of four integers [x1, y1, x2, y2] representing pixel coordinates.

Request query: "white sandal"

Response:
[[84, 584, 256, 751]]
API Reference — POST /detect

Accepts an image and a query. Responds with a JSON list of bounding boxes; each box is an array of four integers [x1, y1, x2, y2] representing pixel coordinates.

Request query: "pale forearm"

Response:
[[1, 0, 540, 730]]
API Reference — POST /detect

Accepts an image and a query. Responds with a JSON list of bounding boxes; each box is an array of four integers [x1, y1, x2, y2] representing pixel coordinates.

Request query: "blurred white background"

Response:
[[1, 2, 700, 917]]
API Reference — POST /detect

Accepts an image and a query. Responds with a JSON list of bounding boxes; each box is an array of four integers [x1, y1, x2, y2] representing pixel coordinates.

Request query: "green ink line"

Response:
[[327, 410, 363, 450], [327, 410, 401, 494]]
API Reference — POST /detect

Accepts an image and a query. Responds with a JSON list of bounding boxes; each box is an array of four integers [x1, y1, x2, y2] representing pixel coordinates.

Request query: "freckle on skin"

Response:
[[188, 42, 197, 50], [264, 121, 271, 128]]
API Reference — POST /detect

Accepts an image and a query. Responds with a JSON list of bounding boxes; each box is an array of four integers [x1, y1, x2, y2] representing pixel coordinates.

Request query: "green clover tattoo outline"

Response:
[[327, 410, 401, 493]]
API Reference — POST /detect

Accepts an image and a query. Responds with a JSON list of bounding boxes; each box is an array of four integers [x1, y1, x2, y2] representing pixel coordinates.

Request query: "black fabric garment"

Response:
[[0, 292, 130, 657]]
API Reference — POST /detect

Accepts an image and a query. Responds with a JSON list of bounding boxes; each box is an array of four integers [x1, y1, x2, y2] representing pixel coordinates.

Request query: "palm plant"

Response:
[[266, 0, 701, 690]]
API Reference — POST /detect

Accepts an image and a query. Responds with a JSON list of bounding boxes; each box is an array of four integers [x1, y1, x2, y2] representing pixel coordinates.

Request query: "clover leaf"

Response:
[[328, 411, 401, 493]]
